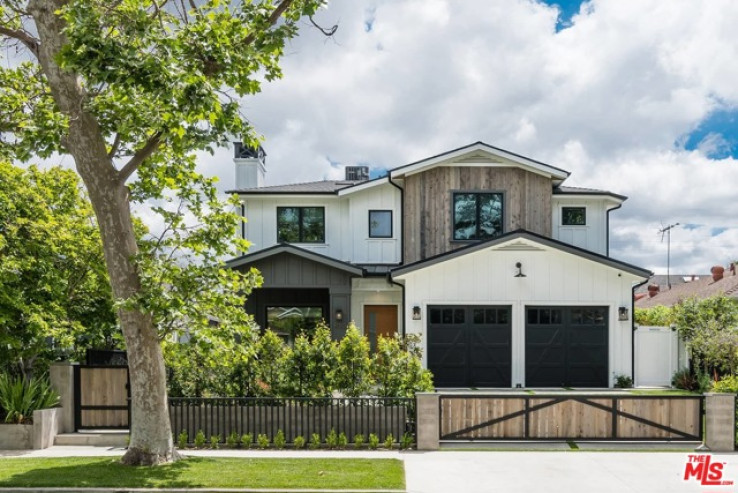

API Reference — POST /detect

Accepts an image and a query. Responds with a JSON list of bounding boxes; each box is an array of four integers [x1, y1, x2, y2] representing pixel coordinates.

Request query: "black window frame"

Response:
[[561, 206, 586, 226], [452, 191, 505, 241], [368, 209, 393, 238], [276, 206, 325, 243]]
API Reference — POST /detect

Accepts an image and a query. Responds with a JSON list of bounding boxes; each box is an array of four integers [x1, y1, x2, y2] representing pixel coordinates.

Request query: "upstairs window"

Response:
[[369, 210, 392, 238], [277, 207, 325, 243], [562, 207, 586, 226], [453, 192, 503, 240]]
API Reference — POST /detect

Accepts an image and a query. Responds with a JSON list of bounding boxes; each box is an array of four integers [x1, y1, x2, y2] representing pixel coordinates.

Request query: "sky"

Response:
[[17, 0, 738, 276]]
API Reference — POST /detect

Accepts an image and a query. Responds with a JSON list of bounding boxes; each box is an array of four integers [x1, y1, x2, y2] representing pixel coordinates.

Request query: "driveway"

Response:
[[404, 451, 738, 493]]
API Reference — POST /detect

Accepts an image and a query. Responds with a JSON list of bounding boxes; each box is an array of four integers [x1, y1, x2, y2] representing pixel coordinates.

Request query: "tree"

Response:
[[1, 0, 327, 465], [0, 162, 118, 378]]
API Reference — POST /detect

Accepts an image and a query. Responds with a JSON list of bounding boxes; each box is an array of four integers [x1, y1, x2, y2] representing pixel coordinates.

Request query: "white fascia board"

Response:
[[337, 177, 390, 196], [390, 143, 570, 182]]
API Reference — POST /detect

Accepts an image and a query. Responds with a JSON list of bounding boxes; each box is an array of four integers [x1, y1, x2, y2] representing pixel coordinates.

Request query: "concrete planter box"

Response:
[[0, 408, 61, 450]]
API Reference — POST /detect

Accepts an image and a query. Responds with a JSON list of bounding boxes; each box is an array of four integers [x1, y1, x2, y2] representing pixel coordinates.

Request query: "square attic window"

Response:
[[562, 207, 586, 226]]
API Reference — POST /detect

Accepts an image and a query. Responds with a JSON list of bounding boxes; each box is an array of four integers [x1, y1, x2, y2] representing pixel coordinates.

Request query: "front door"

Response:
[[364, 305, 398, 351]]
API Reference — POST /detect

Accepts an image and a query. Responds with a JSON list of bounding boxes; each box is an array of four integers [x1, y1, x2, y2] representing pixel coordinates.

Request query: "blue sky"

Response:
[[540, 0, 586, 30]]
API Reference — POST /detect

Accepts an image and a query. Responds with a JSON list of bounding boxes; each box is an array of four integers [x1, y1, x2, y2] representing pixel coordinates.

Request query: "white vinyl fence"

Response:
[[634, 325, 688, 387]]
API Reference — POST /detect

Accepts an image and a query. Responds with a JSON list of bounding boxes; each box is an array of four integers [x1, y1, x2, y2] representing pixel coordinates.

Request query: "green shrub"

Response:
[[293, 435, 306, 449], [194, 430, 206, 448], [257, 433, 269, 449], [274, 430, 286, 449], [372, 335, 434, 398], [177, 430, 188, 449], [614, 374, 633, 388], [400, 432, 414, 450], [226, 431, 239, 448], [0, 374, 59, 424], [634, 306, 674, 326], [325, 428, 338, 449], [309, 433, 321, 450], [672, 368, 711, 392], [337, 432, 348, 449], [384, 433, 394, 449], [210, 434, 220, 449], [240, 433, 253, 449], [368, 433, 379, 450], [713, 375, 738, 393], [353, 434, 365, 449]]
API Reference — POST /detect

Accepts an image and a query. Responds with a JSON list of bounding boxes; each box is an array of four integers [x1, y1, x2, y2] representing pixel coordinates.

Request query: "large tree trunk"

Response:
[[29, 0, 177, 465]]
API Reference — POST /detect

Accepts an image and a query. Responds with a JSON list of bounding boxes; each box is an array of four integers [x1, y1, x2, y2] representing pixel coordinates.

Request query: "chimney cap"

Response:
[[234, 142, 266, 160]]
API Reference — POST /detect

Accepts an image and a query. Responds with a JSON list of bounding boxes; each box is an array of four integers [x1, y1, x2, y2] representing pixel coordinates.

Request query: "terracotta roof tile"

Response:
[[636, 269, 738, 308]]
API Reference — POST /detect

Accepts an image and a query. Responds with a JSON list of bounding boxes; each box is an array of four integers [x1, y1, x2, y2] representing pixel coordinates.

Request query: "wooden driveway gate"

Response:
[[439, 394, 703, 441], [74, 365, 130, 430]]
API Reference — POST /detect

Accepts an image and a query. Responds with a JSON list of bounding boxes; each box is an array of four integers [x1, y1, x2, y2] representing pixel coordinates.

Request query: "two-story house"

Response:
[[226, 142, 651, 388]]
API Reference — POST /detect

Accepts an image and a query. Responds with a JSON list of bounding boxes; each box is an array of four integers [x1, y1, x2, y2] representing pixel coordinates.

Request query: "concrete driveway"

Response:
[[404, 450, 738, 493]]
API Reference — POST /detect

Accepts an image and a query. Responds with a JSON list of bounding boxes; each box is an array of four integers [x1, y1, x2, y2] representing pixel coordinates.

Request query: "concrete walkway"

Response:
[[1, 446, 737, 493]]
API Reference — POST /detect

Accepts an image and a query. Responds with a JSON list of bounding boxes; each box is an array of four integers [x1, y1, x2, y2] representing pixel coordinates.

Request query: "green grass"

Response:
[[629, 389, 699, 396], [0, 457, 405, 490]]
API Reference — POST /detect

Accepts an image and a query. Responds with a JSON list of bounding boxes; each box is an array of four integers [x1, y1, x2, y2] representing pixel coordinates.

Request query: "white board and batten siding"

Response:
[[551, 197, 619, 256], [240, 182, 401, 264], [394, 238, 646, 388]]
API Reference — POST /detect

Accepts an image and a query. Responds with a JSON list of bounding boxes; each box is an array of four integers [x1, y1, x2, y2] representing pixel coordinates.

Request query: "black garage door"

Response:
[[428, 305, 511, 387], [525, 306, 608, 388]]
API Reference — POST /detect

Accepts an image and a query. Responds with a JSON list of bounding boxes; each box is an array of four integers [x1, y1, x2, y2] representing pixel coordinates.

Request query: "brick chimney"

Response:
[[647, 284, 660, 298], [711, 265, 725, 282]]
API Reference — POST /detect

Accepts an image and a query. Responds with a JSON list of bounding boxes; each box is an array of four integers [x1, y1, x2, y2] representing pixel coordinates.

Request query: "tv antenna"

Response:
[[658, 222, 680, 289]]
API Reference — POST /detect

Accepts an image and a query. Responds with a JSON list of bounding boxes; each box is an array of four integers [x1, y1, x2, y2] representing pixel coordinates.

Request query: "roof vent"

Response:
[[345, 166, 369, 181]]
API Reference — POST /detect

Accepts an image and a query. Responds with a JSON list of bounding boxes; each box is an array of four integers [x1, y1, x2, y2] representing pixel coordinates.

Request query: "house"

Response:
[[636, 264, 738, 308], [226, 141, 652, 388]]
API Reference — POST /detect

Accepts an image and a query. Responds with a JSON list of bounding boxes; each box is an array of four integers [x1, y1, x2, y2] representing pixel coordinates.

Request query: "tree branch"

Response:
[[118, 131, 162, 183], [108, 132, 122, 158], [243, 0, 296, 46], [0, 25, 40, 57]]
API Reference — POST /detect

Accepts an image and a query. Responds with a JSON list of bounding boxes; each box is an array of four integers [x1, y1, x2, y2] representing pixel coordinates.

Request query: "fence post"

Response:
[[416, 392, 440, 451], [49, 362, 76, 433], [704, 393, 736, 452]]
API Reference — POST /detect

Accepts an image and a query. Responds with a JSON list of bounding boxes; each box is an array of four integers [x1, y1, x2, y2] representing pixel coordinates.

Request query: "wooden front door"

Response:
[[364, 305, 398, 351]]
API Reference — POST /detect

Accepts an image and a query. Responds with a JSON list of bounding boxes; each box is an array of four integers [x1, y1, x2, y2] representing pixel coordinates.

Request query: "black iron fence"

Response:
[[169, 396, 415, 444]]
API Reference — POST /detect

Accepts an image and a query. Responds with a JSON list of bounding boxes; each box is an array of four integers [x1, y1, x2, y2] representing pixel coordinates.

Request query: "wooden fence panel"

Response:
[[528, 398, 612, 439]]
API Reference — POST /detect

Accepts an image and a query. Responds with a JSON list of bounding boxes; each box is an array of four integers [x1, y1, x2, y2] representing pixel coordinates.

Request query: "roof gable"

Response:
[[226, 243, 364, 276], [391, 229, 651, 279], [390, 142, 570, 184]]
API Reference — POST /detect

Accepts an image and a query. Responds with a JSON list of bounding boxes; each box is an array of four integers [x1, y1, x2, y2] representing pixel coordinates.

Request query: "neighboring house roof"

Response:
[[633, 275, 703, 294], [635, 269, 738, 308], [553, 186, 627, 202], [389, 141, 571, 183], [226, 243, 364, 276], [391, 229, 652, 278]]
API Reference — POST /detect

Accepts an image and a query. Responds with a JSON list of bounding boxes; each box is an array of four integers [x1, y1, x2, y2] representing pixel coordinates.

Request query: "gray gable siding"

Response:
[[235, 252, 356, 339]]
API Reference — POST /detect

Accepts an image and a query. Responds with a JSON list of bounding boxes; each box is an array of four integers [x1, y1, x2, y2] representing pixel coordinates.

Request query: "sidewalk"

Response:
[[2, 445, 737, 493]]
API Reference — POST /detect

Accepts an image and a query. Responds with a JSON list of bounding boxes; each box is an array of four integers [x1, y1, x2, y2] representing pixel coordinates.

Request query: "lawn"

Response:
[[0, 457, 405, 490]]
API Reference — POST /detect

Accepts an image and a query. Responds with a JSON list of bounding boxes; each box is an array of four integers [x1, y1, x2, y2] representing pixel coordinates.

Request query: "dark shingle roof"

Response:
[[228, 180, 363, 194]]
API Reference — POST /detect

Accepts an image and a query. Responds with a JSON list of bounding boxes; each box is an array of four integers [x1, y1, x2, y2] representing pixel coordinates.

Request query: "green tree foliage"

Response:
[[672, 295, 738, 375], [372, 334, 434, 398], [1, 0, 328, 464], [634, 306, 673, 326], [281, 323, 338, 397], [335, 324, 373, 397], [0, 162, 117, 377]]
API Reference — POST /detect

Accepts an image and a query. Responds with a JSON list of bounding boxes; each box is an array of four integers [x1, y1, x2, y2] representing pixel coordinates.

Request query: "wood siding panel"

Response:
[[403, 167, 552, 263]]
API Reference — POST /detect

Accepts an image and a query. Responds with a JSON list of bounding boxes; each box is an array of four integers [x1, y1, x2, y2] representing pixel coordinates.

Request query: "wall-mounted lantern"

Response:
[[618, 306, 629, 321], [412, 305, 421, 321], [335, 309, 343, 322]]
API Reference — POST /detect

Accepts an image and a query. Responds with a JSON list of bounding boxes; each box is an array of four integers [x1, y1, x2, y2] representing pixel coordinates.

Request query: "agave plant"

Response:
[[0, 374, 60, 424]]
